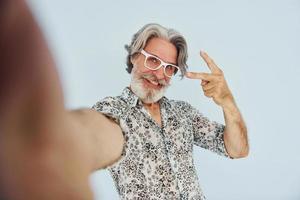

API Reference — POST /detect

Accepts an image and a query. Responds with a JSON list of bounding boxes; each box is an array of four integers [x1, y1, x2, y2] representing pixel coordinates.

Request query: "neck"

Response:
[[143, 102, 160, 115], [143, 101, 159, 109]]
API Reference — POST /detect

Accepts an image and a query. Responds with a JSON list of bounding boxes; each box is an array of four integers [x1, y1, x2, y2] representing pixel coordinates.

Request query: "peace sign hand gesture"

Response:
[[185, 51, 234, 108]]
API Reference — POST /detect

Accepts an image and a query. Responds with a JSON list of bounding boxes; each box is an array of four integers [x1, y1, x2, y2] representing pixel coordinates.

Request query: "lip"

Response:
[[143, 78, 162, 90]]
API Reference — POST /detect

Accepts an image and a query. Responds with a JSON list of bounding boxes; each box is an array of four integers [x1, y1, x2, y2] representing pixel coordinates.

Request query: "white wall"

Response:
[[27, 0, 300, 199]]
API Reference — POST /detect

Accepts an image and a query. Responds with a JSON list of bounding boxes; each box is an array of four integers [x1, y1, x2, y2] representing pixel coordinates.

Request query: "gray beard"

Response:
[[130, 69, 169, 104]]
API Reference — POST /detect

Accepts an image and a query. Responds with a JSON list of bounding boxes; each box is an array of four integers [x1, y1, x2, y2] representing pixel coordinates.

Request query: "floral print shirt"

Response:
[[92, 87, 233, 200]]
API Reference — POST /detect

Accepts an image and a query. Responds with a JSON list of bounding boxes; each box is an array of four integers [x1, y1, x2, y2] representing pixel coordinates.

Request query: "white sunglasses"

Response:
[[140, 49, 180, 78]]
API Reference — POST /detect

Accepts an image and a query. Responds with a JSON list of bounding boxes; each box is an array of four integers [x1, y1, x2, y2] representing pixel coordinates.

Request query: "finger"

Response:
[[185, 72, 214, 81], [201, 80, 209, 86], [204, 86, 215, 93], [204, 90, 215, 98], [200, 51, 222, 74], [202, 83, 216, 91]]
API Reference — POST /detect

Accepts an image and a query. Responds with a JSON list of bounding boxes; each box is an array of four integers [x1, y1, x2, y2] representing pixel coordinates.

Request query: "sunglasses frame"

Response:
[[140, 49, 180, 78]]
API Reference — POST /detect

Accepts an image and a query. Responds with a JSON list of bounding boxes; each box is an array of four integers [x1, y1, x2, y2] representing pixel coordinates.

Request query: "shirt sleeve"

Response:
[[91, 97, 122, 124], [189, 104, 234, 159], [91, 97, 128, 169]]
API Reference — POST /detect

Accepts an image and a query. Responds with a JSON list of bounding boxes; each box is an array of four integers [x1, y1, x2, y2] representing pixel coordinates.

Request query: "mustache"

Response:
[[141, 73, 170, 87]]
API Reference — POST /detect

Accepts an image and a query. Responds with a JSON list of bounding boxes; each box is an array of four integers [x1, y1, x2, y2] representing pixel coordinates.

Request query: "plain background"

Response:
[[27, 0, 300, 199]]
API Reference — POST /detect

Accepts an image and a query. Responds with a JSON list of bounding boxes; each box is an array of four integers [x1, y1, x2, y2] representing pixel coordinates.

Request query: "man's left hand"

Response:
[[185, 51, 234, 108]]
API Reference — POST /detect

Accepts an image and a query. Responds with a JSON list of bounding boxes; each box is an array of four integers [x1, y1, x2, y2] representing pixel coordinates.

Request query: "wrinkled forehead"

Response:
[[144, 37, 178, 65]]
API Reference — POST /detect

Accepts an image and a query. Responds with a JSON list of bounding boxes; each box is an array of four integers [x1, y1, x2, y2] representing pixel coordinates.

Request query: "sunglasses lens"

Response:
[[146, 56, 161, 69], [164, 65, 177, 77]]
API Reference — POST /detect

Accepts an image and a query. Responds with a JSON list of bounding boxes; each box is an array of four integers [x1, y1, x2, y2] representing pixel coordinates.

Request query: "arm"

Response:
[[186, 51, 249, 159], [67, 109, 124, 171], [0, 1, 122, 199], [222, 97, 249, 158], [190, 103, 235, 159]]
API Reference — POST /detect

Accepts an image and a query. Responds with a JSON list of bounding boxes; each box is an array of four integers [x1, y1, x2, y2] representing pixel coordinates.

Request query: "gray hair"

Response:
[[125, 23, 188, 78]]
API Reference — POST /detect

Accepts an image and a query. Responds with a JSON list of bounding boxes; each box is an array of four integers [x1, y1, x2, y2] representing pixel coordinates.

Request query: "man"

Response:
[[92, 23, 249, 199], [0, 1, 248, 199]]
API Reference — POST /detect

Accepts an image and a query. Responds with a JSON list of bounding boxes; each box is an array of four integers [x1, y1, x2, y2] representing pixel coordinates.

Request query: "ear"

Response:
[[130, 53, 139, 65], [130, 56, 135, 65]]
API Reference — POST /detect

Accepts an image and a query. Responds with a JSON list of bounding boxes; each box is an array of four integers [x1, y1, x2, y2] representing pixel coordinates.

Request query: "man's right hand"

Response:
[[0, 1, 123, 199]]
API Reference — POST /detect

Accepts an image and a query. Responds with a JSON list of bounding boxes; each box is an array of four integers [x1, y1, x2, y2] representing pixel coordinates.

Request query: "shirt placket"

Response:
[[140, 103, 182, 198], [141, 104, 180, 198], [161, 104, 188, 199]]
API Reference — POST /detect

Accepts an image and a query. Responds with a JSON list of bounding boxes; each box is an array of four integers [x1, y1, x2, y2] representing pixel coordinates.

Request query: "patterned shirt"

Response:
[[92, 87, 233, 200]]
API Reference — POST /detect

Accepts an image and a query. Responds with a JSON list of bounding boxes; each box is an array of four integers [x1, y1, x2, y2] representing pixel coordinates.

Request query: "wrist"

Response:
[[220, 94, 236, 109], [221, 96, 242, 121]]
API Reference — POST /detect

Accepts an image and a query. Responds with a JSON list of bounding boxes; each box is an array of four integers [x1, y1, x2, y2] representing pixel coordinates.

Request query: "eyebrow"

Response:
[[149, 52, 177, 66]]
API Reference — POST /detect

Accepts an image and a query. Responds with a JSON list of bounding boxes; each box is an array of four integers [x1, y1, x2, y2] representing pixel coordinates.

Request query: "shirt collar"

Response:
[[121, 87, 140, 107], [121, 87, 170, 108]]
